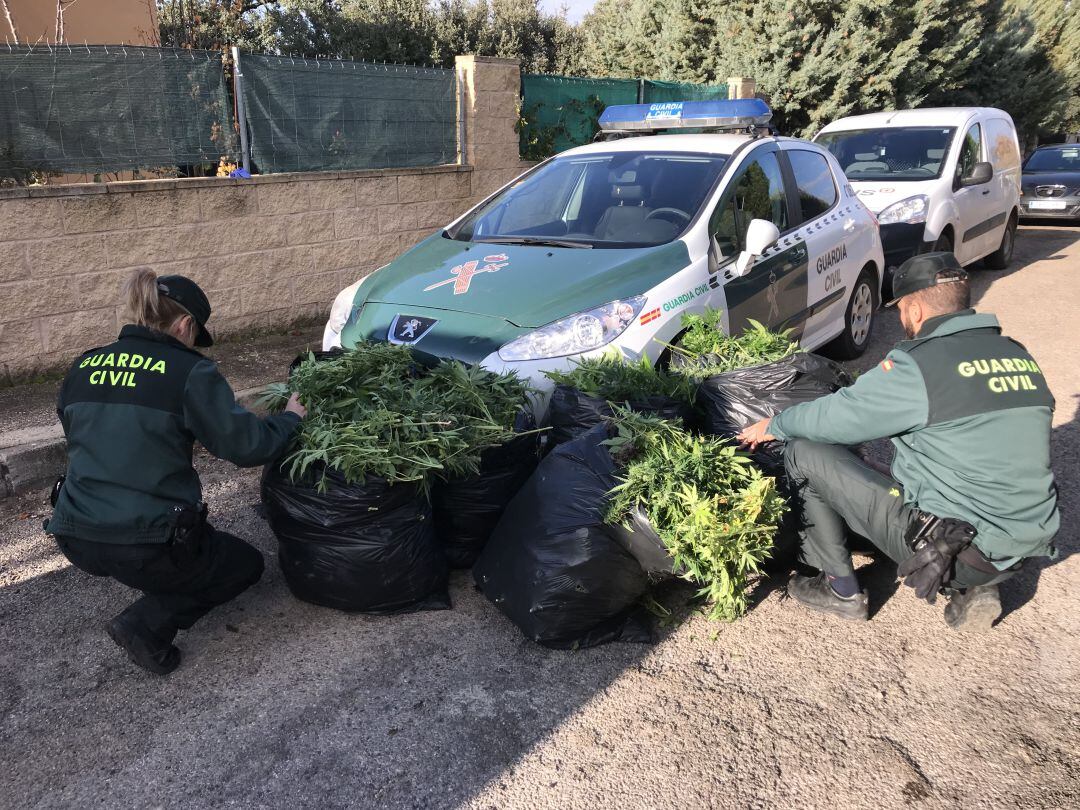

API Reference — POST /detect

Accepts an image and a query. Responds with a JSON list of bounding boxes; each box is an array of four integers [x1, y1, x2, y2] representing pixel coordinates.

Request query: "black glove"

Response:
[[896, 513, 977, 604]]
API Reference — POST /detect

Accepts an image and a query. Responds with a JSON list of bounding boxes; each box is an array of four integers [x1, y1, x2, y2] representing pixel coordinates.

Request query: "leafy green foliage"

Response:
[[544, 352, 692, 404], [158, 1, 584, 74], [258, 343, 533, 490], [671, 310, 798, 379], [604, 411, 786, 622], [573, 0, 1077, 140]]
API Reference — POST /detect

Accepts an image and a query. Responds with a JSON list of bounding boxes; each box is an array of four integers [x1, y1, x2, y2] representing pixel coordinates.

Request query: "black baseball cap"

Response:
[[157, 275, 214, 347], [886, 252, 968, 307]]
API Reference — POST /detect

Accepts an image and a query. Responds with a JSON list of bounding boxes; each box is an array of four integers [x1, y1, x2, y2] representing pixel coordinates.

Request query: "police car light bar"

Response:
[[598, 99, 772, 132]]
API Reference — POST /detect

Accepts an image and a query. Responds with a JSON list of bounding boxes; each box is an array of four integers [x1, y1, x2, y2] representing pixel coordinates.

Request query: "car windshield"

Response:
[[815, 127, 956, 181], [448, 151, 729, 248], [1024, 147, 1080, 172]]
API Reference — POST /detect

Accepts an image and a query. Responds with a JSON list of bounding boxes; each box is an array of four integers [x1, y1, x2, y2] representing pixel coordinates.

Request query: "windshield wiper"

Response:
[[476, 236, 593, 249]]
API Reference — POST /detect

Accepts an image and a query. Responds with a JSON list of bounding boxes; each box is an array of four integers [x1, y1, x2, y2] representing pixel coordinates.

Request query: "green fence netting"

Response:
[[519, 74, 638, 159], [519, 74, 730, 158], [239, 54, 457, 174], [0, 45, 236, 183], [643, 80, 729, 104]]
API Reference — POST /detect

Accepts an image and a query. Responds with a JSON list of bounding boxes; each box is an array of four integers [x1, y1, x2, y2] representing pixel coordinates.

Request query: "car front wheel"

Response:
[[826, 270, 876, 360]]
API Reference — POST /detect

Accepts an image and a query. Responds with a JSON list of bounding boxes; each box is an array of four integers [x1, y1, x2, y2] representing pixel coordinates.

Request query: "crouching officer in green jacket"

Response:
[[738, 252, 1059, 631], [46, 268, 307, 675]]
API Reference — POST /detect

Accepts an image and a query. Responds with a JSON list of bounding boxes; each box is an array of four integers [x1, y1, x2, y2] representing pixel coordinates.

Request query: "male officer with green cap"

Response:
[[738, 252, 1059, 631]]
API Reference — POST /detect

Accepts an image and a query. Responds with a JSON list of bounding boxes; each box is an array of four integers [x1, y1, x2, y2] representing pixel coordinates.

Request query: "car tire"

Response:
[[826, 270, 876, 360], [983, 214, 1017, 270], [933, 229, 954, 254]]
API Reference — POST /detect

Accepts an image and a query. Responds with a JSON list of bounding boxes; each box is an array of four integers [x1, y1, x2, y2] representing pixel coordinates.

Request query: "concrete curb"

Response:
[[0, 386, 268, 499]]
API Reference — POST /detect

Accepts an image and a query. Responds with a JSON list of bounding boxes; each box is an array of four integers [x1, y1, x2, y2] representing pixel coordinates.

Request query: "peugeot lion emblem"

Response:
[[388, 314, 438, 345]]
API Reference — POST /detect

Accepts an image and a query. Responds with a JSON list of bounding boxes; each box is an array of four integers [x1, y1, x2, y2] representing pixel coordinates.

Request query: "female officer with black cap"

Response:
[[46, 268, 307, 675]]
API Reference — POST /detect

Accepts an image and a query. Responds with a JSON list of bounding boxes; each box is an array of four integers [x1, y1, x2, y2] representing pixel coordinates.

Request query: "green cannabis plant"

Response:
[[670, 310, 798, 379], [257, 344, 533, 489], [605, 411, 786, 622], [544, 351, 692, 404]]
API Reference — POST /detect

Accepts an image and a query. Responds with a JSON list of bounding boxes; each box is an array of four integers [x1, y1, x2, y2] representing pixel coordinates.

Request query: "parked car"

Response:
[[815, 108, 1021, 294], [1019, 144, 1080, 222], [323, 99, 884, 407]]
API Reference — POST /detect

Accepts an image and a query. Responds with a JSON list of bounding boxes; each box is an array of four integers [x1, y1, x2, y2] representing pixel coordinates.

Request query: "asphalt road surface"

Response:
[[1, 225, 1077, 809]]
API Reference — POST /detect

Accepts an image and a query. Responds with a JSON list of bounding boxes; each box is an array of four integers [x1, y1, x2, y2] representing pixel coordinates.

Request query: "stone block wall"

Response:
[[0, 55, 533, 383]]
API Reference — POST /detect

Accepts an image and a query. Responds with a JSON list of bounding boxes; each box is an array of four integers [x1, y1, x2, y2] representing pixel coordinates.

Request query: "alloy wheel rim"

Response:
[[851, 283, 873, 345]]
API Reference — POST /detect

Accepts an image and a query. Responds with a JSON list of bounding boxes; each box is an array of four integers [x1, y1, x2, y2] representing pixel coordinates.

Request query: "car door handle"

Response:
[[981, 189, 990, 195]]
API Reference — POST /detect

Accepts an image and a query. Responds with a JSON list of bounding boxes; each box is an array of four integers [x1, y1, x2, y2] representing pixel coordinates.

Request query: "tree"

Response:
[[1010, 0, 1080, 134]]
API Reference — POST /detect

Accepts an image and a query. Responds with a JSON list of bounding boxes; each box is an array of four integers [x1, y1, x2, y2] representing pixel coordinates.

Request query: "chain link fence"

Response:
[[0, 45, 236, 184], [237, 54, 458, 174]]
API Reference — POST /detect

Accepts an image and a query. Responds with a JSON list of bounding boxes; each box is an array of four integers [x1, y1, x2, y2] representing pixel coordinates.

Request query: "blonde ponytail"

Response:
[[122, 268, 190, 333]]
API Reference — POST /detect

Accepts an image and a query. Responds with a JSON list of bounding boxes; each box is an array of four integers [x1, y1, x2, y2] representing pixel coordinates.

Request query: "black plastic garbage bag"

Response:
[[432, 426, 542, 569], [548, 384, 691, 446], [261, 462, 450, 613], [692, 353, 851, 471], [473, 423, 653, 648], [606, 505, 676, 577]]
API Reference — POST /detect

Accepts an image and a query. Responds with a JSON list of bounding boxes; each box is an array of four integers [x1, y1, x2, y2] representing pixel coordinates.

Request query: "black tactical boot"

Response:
[[788, 572, 869, 622], [944, 584, 1001, 632], [106, 614, 181, 676]]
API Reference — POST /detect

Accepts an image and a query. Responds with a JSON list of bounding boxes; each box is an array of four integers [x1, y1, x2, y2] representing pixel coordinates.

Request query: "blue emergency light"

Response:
[[598, 98, 772, 132]]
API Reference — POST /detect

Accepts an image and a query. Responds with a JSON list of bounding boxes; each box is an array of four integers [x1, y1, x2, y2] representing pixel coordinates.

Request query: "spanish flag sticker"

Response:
[[639, 308, 661, 325], [881, 359, 894, 372]]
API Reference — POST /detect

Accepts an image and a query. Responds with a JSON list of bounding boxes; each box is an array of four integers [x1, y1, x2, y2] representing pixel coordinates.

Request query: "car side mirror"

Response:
[[735, 219, 781, 277], [961, 161, 993, 187]]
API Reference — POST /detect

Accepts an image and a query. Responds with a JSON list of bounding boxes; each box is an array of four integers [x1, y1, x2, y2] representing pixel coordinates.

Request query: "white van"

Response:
[[815, 108, 1021, 294]]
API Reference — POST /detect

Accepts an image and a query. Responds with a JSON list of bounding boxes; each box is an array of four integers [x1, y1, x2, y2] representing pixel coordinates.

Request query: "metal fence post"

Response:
[[231, 46, 251, 173]]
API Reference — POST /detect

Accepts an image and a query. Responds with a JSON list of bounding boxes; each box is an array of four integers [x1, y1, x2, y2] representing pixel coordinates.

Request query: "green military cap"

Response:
[[886, 251, 968, 307]]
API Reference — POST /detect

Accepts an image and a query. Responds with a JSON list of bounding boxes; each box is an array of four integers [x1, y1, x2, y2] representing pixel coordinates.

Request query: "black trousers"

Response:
[[56, 526, 264, 646], [783, 439, 1016, 590]]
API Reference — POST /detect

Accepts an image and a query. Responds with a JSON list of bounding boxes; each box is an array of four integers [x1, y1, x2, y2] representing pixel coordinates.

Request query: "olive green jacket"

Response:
[[771, 310, 1059, 568], [47, 325, 300, 544]]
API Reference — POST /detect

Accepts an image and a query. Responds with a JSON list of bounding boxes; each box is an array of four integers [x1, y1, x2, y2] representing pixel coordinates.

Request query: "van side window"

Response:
[[788, 150, 838, 221], [956, 123, 983, 182], [985, 119, 1020, 171], [710, 151, 788, 257]]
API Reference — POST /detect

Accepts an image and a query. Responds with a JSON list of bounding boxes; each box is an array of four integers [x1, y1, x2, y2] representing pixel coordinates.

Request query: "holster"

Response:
[[904, 510, 977, 562], [50, 475, 66, 508], [169, 501, 208, 563]]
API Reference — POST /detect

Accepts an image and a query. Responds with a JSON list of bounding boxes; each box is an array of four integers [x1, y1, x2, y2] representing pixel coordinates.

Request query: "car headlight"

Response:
[[498, 296, 647, 362], [877, 195, 929, 225], [322, 277, 369, 350]]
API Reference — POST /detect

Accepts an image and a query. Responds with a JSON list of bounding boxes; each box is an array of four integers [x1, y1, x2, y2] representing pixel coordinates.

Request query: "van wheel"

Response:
[[826, 270, 876, 360], [933, 230, 954, 254], [983, 214, 1017, 270]]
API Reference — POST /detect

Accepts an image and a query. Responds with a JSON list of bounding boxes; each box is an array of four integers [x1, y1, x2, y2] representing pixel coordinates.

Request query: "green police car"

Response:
[[323, 100, 884, 408]]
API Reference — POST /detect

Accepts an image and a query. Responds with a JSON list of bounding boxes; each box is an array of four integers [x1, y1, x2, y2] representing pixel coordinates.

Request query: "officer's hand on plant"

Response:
[[285, 393, 307, 419], [737, 418, 776, 450]]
